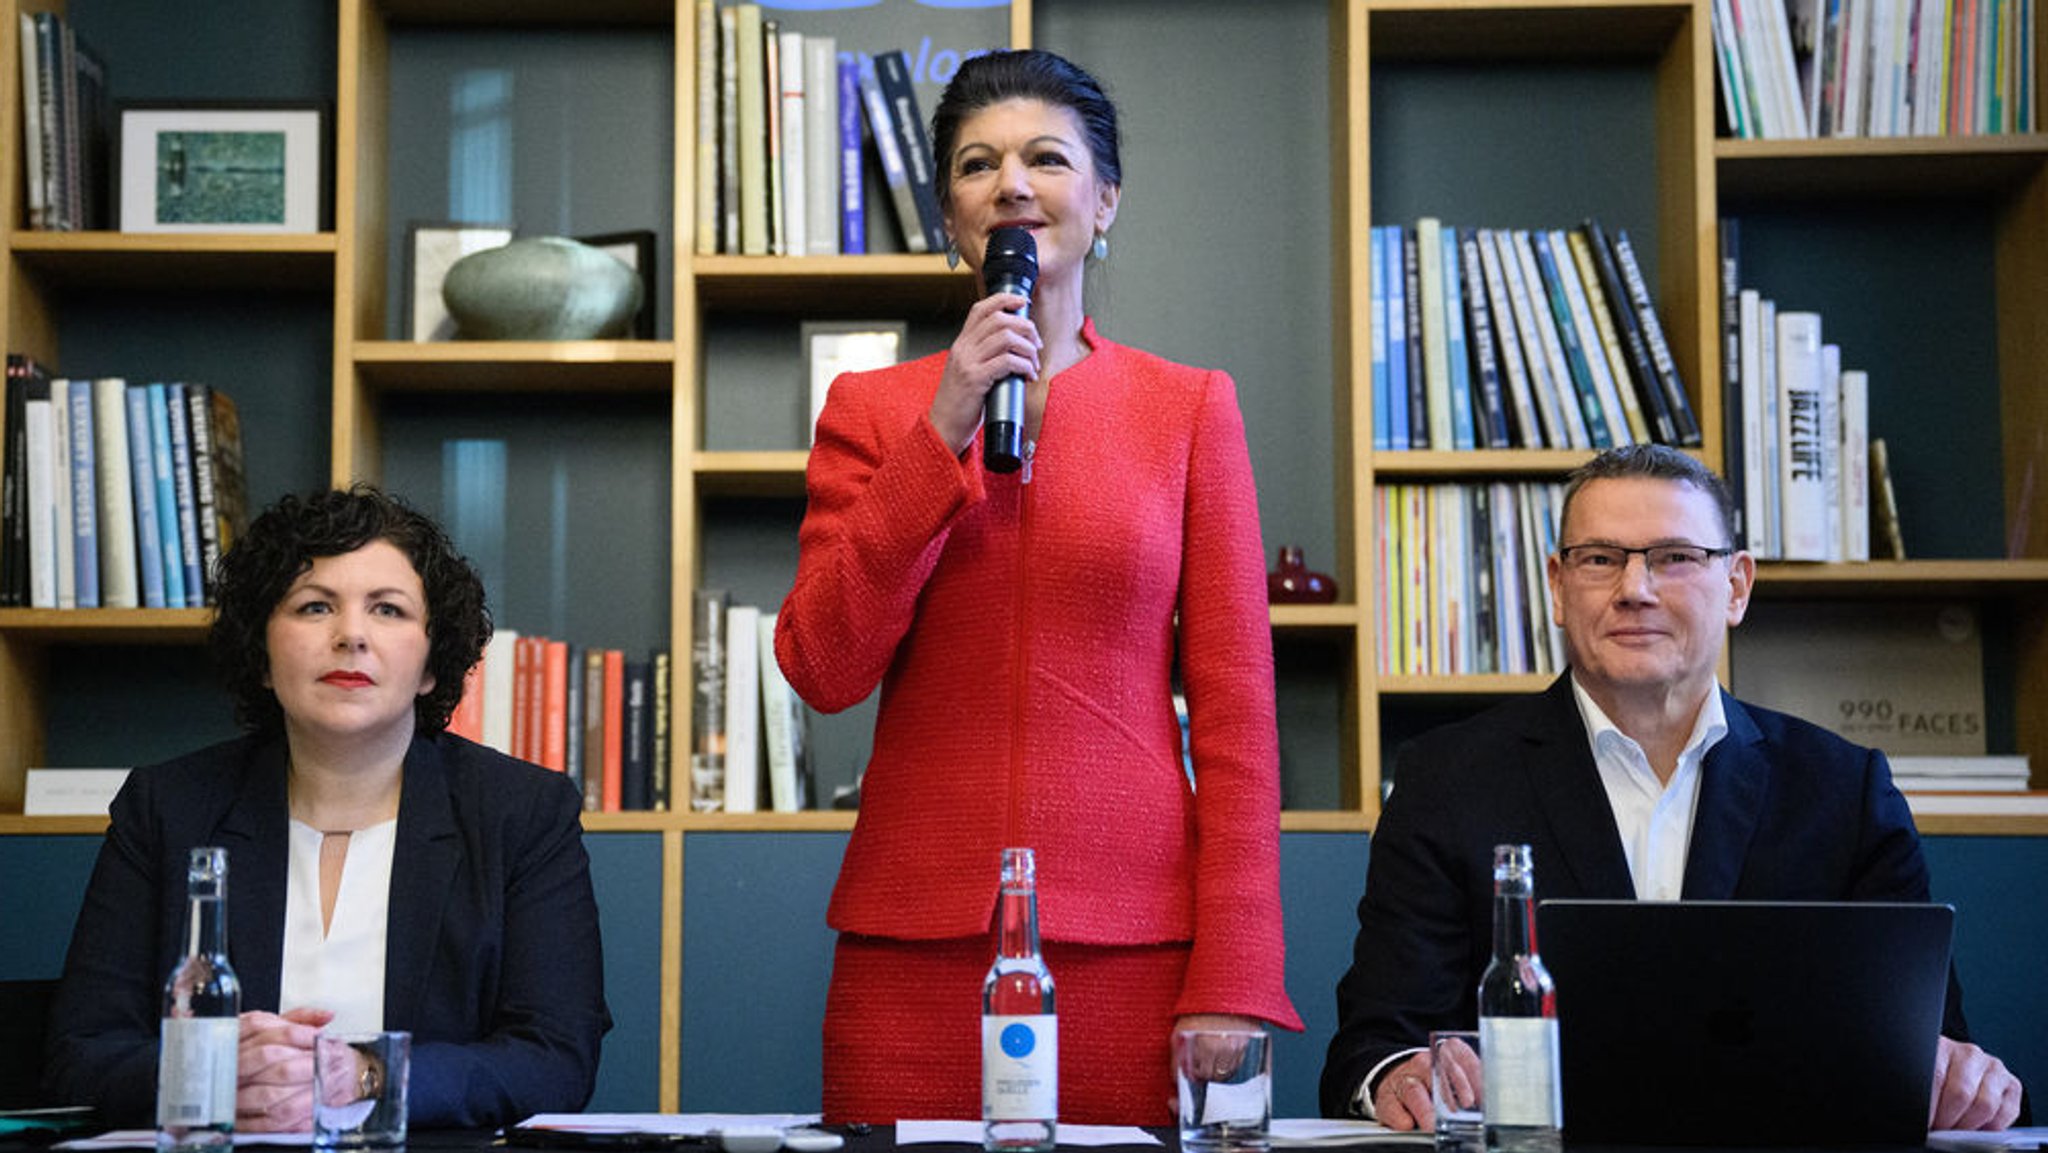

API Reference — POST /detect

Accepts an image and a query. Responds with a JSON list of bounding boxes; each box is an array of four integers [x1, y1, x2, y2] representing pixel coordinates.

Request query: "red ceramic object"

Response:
[[1268, 546, 1338, 604]]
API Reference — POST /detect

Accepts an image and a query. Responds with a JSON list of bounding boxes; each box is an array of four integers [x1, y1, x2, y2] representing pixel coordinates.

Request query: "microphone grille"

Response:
[[982, 226, 1037, 288]]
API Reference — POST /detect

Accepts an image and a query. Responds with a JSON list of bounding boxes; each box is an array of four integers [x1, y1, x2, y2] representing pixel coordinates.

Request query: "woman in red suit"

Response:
[[776, 49, 1301, 1124]]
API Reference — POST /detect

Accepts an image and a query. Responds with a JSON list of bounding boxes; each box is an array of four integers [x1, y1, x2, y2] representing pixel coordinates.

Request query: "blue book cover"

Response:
[[1528, 236, 1611, 449], [1382, 226, 1410, 450], [1440, 224, 1476, 451], [123, 384, 166, 608], [1369, 226, 1389, 451], [165, 382, 205, 606], [147, 383, 186, 609], [66, 381, 99, 607], [838, 56, 865, 256]]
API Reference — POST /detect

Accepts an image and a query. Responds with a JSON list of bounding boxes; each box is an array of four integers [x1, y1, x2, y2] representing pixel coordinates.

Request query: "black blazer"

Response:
[[44, 731, 611, 1128], [1319, 676, 1970, 1118]]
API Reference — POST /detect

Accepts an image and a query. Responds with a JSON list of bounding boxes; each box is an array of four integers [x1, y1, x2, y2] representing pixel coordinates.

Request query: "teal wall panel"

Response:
[[1923, 836, 2048, 1100], [587, 833, 666, 1112]]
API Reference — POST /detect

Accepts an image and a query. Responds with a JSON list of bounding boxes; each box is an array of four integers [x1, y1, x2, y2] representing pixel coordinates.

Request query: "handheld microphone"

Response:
[[980, 226, 1037, 474]]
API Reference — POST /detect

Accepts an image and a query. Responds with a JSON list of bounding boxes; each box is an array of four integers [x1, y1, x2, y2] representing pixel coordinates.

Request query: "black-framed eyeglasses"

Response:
[[1557, 543, 1736, 581]]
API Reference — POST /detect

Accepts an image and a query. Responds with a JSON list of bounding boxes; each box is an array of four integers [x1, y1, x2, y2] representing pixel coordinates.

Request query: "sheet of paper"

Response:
[[59, 1132, 309, 1150], [1928, 1128, 2048, 1152], [520, 1114, 823, 1136], [895, 1120, 1159, 1146], [1269, 1118, 1433, 1146]]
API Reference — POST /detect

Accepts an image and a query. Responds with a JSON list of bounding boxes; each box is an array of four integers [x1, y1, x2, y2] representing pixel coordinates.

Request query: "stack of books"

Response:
[[692, 0, 948, 258], [17, 9, 111, 232], [1374, 480, 1568, 677], [448, 631, 676, 813], [1711, 0, 2037, 139], [1888, 754, 2033, 791], [1717, 220, 1887, 562], [2, 355, 249, 610], [688, 589, 815, 815], [1371, 218, 1703, 452]]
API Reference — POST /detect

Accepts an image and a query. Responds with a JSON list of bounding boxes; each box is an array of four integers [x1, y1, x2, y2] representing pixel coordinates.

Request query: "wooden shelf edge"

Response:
[[1753, 558, 2048, 594], [1716, 133, 2048, 161], [1380, 672, 1555, 694], [8, 231, 339, 254], [0, 608, 212, 642]]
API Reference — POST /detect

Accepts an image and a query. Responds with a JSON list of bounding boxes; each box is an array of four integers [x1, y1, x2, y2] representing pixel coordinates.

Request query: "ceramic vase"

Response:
[[442, 236, 642, 340]]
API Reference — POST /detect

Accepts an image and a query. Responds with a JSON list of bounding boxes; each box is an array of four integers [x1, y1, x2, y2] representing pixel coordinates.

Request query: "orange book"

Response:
[[540, 639, 570, 772], [602, 648, 626, 811], [446, 660, 485, 742], [510, 636, 536, 762]]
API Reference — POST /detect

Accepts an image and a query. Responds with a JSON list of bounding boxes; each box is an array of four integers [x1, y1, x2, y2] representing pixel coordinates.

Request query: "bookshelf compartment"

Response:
[[1724, 203, 2004, 559], [379, 23, 677, 341], [376, 390, 675, 652], [697, 312, 952, 453]]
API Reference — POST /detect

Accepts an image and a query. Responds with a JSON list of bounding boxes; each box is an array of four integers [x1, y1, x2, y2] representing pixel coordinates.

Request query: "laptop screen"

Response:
[[1537, 900, 1952, 1147]]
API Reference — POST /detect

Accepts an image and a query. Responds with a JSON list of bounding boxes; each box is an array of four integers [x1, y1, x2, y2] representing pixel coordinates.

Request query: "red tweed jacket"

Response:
[[777, 320, 1301, 1029]]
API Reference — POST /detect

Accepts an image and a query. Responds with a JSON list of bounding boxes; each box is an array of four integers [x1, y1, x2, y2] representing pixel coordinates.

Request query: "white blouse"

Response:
[[279, 818, 397, 1033]]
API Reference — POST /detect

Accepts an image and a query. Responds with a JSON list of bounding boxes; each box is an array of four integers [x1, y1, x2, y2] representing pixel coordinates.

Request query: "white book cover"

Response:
[[1415, 217, 1453, 451], [24, 767, 131, 815], [1492, 229, 1569, 449], [1774, 310, 1829, 560], [1758, 297, 1783, 556], [1761, 0, 1815, 134], [1888, 754, 2031, 778], [776, 29, 807, 259], [1839, 368, 1870, 561], [1818, 342, 1844, 561], [24, 396, 57, 608], [802, 36, 840, 256], [759, 611, 802, 813], [723, 603, 762, 813], [1737, 289, 1768, 556], [92, 376, 138, 608], [481, 628, 520, 755], [1842, 0, 1873, 133], [1906, 793, 2048, 815]]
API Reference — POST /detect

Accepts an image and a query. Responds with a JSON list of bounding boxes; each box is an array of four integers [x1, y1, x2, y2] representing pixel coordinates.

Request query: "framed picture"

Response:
[[406, 222, 515, 341], [118, 104, 326, 233], [577, 230, 659, 339], [802, 321, 907, 444]]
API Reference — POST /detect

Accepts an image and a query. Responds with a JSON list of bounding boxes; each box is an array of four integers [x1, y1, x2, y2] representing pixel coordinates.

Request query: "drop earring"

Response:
[[945, 241, 960, 270], [1091, 231, 1110, 261]]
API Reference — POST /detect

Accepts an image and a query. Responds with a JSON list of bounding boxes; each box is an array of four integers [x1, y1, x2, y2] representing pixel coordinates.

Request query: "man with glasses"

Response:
[[1318, 444, 2023, 1132]]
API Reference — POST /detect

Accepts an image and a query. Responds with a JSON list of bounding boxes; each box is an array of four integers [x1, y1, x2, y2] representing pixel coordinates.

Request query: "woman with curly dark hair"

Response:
[[45, 485, 610, 1131]]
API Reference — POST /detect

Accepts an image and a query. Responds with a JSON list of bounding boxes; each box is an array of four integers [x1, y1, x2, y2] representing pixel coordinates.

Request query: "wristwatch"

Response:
[[357, 1051, 385, 1101]]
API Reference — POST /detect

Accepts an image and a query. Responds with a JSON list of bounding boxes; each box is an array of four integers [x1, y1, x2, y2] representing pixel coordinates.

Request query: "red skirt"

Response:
[[822, 933, 1190, 1125]]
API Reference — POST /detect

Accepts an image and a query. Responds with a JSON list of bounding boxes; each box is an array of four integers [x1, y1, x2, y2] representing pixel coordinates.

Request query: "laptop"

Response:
[[1536, 900, 1953, 1147]]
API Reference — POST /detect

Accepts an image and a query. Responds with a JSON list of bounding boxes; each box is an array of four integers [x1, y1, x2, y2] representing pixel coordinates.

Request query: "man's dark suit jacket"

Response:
[[1319, 675, 1976, 1119], [44, 731, 611, 1128]]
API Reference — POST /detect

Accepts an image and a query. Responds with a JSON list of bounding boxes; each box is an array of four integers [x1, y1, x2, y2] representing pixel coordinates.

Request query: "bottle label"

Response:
[[1480, 1016, 1561, 1128], [158, 1016, 238, 1128], [982, 1014, 1057, 1120]]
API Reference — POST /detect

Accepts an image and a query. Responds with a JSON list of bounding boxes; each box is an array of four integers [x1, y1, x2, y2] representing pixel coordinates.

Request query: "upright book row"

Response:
[[1717, 221, 1890, 563], [692, 0, 945, 257], [1713, 0, 2036, 138], [16, 9, 111, 232], [689, 589, 816, 815], [449, 631, 676, 813], [1372, 218, 1703, 453], [1374, 480, 1569, 678], [2, 355, 249, 611]]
